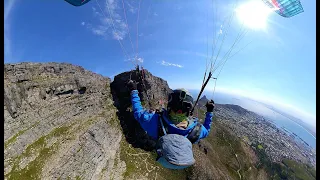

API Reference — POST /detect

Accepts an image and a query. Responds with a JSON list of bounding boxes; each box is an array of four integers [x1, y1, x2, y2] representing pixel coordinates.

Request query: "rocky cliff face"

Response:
[[4, 62, 269, 180], [110, 67, 174, 153], [111, 67, 172, 110], [4, 63, 123, 180], [4, 63, 189, 180]]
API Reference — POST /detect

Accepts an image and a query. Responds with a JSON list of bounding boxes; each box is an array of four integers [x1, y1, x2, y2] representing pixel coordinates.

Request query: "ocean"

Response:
[[189, 90, 316, 149]]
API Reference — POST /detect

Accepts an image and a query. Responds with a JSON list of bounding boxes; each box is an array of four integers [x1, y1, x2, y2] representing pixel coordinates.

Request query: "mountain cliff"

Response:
[[4, 62, 315, 180]]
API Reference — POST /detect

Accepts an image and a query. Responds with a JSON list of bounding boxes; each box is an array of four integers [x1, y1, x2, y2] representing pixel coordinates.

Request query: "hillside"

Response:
[[4, 63, 315, 180]]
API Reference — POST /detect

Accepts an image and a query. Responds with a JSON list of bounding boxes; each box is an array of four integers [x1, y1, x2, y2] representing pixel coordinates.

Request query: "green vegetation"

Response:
[[119, 137, 187, 179], [199, 119, 317, 180], [194, 107, 217, 123], [204, 122, 259, 180], [242, 136, 249, 142], [196, 108, 206, 121], [5, 125, 71, 180], [282, 159, 316, 180], [4, 92, 115, 179], [253, 143, 316, 180], [254, 142, 287, 179], [5, 122, 40, 149]]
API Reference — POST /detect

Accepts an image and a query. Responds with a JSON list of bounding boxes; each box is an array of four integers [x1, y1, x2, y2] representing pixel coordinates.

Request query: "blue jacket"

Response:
[[130, 90, 214, 142]]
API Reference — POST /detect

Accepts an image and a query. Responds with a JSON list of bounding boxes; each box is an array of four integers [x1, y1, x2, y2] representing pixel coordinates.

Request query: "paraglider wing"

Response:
[[261, 0, 304, 17], [65, 0, 91, 6]]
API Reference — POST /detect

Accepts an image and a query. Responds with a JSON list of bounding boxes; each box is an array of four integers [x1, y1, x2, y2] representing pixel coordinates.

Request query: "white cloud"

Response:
[[92, 6, 101, 16], [85, 0, 130, 41], [124, 56, 144, 63], [112, 31, 124, 40], [137, 57, 144, 63], [159, 60, 183, 68], [93, 28, 107, 36], [4, 0, 16, 63], [126, 1, 137, 14], [81, 22, 86, 26], [107, 0, 116, 11]]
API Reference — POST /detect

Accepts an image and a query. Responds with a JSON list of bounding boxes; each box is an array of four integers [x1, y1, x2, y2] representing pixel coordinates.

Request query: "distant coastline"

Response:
[[188, 89, 316, 149]]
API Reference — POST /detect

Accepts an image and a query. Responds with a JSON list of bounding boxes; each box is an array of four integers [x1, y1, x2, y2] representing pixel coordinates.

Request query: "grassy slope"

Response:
[[192, 106, 316, 180], [202, 118, 264, 180]]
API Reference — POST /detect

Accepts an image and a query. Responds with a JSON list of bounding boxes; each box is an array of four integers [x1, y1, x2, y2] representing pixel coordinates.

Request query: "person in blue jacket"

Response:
[[127, 80, 215, 169]]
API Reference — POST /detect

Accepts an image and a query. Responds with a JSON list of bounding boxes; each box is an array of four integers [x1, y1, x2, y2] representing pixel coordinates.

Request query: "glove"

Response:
[[127, 80, 137, 91], [205, 100, 215, 112]]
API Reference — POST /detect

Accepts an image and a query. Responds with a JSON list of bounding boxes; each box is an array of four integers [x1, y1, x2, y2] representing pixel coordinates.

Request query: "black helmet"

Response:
[[167, 89, 194, 115]]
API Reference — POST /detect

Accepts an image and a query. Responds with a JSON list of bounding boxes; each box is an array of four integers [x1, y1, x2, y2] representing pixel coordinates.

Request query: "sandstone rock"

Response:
[[4, 62, 124, 180], [4, 62, 274, 180]]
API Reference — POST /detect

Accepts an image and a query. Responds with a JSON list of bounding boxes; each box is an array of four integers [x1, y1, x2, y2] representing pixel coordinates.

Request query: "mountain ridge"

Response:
[[4, 62, 315, 180]]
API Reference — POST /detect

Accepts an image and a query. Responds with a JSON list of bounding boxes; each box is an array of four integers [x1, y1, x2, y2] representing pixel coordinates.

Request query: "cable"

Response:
[[135, 0, 142, 65], [121, 0, 135, 65], [95, 0, 131, 61], [213, 27, 248, 73], [210, 3, 237, 72]]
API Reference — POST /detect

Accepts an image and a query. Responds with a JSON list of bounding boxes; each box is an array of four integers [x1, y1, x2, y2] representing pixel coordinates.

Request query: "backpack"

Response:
[[154, 110, 202, 169]]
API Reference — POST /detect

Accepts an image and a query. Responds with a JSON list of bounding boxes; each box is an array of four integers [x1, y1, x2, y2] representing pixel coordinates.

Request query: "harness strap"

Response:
[[158, 112, 167, 135]]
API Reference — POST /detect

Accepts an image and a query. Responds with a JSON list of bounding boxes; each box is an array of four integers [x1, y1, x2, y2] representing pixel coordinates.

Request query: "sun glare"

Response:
[[235, 1, 272, 30]]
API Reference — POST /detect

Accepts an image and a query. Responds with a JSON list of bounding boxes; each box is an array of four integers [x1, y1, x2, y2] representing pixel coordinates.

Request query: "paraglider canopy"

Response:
[[261, 0, 304, 17], [65, 0, 91, 6]]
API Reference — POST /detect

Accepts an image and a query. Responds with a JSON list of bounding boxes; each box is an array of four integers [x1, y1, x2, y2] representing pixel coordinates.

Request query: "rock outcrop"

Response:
[[111, 67, 172, 110], [197, 95, 209, 107], [4, 63, 124, 180], [4, 63, 188, 180], [4, 62, 273, 180]]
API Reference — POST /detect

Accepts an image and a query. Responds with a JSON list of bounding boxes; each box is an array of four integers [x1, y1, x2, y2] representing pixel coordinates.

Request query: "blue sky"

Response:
[[4, 0, 316, 128]]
